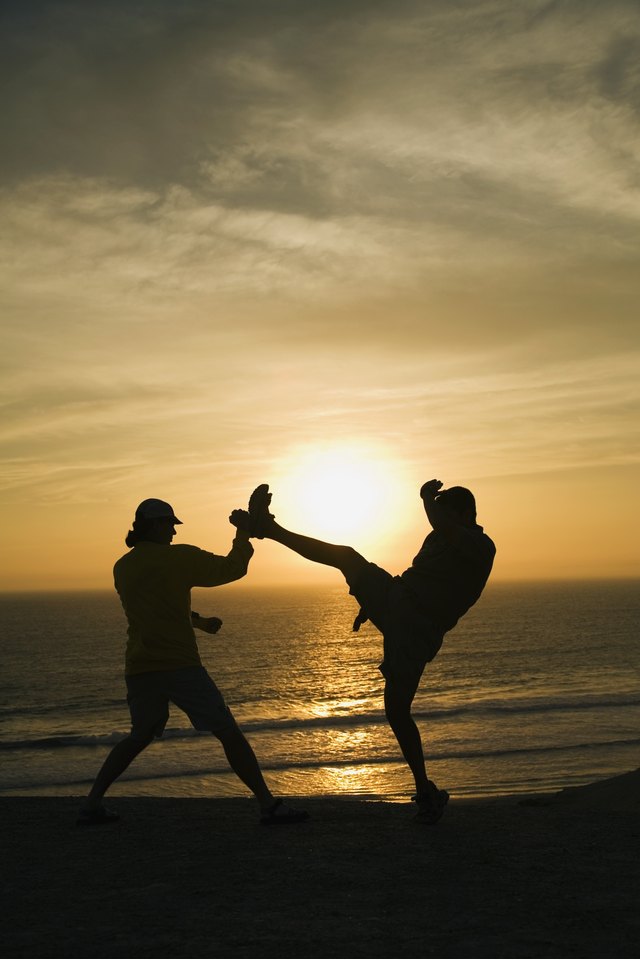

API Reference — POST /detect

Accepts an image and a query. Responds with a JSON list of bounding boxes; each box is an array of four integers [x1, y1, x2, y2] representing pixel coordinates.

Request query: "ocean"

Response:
[[0, 580, 638, 803]]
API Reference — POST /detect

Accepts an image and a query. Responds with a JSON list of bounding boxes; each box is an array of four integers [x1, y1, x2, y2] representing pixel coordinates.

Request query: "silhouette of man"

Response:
[[235, 479, 495, 823], [78, 498, 308, 827]]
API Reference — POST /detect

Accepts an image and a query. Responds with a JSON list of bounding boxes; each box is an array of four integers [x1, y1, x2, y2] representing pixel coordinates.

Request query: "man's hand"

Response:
[[191, 612, 223, 634], [420, 479, 443, 500], [229, 508, 251, 530]]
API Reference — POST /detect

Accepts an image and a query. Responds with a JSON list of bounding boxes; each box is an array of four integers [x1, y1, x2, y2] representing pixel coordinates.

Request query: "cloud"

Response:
[[3, 0, 639, 294], [270, 349, 640, 477], [2, 331, 636, 512], [1, 0, 638, 576], [3, 2, 639, 209]]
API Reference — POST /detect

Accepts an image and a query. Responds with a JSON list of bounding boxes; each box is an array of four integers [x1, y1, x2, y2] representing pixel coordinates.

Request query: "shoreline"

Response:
[[5, 771, 638, 958], [3, 755, 635, 803]]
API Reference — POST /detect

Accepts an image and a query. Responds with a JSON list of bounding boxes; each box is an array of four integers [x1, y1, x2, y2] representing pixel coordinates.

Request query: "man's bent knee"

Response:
[[127, 731, 155, 750], [384, 680, 418, 719], [211, 716, 243, 744]]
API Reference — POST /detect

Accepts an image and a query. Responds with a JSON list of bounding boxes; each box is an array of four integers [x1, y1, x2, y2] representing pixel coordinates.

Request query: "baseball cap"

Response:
[[135, 498, 183, 524], [436, 486, 476, 515]]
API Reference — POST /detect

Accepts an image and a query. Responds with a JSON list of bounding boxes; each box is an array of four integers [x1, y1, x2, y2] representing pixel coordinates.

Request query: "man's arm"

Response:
[[188, 514, 254, 588], [420, 479, 465, 542], [189, 514, 253, 629]]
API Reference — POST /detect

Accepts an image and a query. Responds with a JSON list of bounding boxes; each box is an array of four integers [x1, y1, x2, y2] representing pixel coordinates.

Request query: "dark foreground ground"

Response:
[[2, 771, 639, 958]]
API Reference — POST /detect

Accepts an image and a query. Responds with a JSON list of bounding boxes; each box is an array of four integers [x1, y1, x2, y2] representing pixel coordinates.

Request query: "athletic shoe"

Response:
[[76, 805, 120, 826], [260, 799, 310, 825], [248, 483, 274, 538], [412, 781, 449, 824]]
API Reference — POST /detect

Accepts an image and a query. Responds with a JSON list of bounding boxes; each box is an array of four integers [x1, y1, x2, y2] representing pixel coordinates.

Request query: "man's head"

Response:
[[436, 486, 477, 526], [135, 499, 182, 525], [125, 499, 182, 546]]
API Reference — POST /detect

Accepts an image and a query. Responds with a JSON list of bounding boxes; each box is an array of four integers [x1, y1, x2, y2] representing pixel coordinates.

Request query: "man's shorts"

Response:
[[349, 563, 444, 694], [125, 666, 236, 741]]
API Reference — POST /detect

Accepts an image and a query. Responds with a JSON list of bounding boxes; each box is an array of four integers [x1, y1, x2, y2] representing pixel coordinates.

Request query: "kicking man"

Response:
[[233, 480, 495, 823]]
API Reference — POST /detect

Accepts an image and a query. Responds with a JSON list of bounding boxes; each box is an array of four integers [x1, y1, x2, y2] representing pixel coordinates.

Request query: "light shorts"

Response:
[[125, 666, 235, 741], [349, 562, 444, 693]]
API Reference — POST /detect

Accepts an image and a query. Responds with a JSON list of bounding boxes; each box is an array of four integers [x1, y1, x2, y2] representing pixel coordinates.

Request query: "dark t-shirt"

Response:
[[113, 538, 254, 675], [399, 525, 496, 632]]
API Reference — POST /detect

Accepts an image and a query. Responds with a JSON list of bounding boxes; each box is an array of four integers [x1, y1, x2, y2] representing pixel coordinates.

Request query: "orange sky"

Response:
[[1, 1, 639, 590]]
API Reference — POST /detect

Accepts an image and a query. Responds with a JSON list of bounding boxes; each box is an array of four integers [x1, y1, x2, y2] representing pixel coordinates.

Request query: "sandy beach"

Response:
[[3, 771, 638, 959]]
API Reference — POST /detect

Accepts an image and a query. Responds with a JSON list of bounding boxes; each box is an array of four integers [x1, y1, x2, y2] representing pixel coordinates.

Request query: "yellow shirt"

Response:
[[113, 536, 254, 675]]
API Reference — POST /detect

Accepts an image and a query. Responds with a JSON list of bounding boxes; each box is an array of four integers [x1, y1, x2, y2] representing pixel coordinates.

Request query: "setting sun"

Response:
[[272, 444, 408, 546]]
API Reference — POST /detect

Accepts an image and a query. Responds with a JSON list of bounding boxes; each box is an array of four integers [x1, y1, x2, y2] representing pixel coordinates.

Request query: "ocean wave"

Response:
[[433, 693, 640, 717], [0, 697, 123, 720], [2, 689, 637, 733], [2, 690, 640, 751], [4, 737, 640, 795]]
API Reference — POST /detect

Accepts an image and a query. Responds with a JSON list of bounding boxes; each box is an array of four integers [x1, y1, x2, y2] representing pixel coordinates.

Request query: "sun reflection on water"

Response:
[[311, 763, 396, 797], [308, 698, 371, 719]]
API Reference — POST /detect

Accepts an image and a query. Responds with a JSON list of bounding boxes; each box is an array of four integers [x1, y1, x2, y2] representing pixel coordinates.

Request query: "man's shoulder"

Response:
[[466, 525, 496, 555], [169, 544, 226, 567], [167, 543, 210, 563], [461, 530, 496, 581], [113, 549, 133, 572], [478, 527, 496, 552], [114, 543, 202, 567]]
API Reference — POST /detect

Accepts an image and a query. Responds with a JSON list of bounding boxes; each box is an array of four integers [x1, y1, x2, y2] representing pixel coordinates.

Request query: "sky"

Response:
[[1, 0, 639, 590]]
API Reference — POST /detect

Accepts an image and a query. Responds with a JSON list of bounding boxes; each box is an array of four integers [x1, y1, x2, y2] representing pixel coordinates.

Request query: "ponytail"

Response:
[[125, 517, 154, 547]]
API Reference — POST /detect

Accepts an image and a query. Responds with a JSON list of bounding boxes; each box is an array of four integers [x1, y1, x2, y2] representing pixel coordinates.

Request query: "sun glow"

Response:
[[273, 443, 408, 547]]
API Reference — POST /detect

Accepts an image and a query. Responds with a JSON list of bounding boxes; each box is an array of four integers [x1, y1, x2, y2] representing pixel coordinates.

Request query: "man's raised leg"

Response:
[[267, 520, 368, 583], [243, 484, 369, 583]]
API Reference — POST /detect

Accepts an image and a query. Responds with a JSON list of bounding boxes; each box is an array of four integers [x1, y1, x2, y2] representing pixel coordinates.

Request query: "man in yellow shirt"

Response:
[[78, 498, 308, 827]]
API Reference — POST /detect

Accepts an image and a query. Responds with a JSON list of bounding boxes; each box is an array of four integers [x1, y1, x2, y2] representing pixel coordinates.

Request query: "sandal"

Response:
[[260, 799, 310, 826], [76, 805, 120, 826]]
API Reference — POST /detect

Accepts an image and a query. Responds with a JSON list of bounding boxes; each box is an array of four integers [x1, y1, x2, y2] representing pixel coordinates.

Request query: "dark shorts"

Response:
[[126, 666, 235, 741], [349, 563, 444, 694]]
